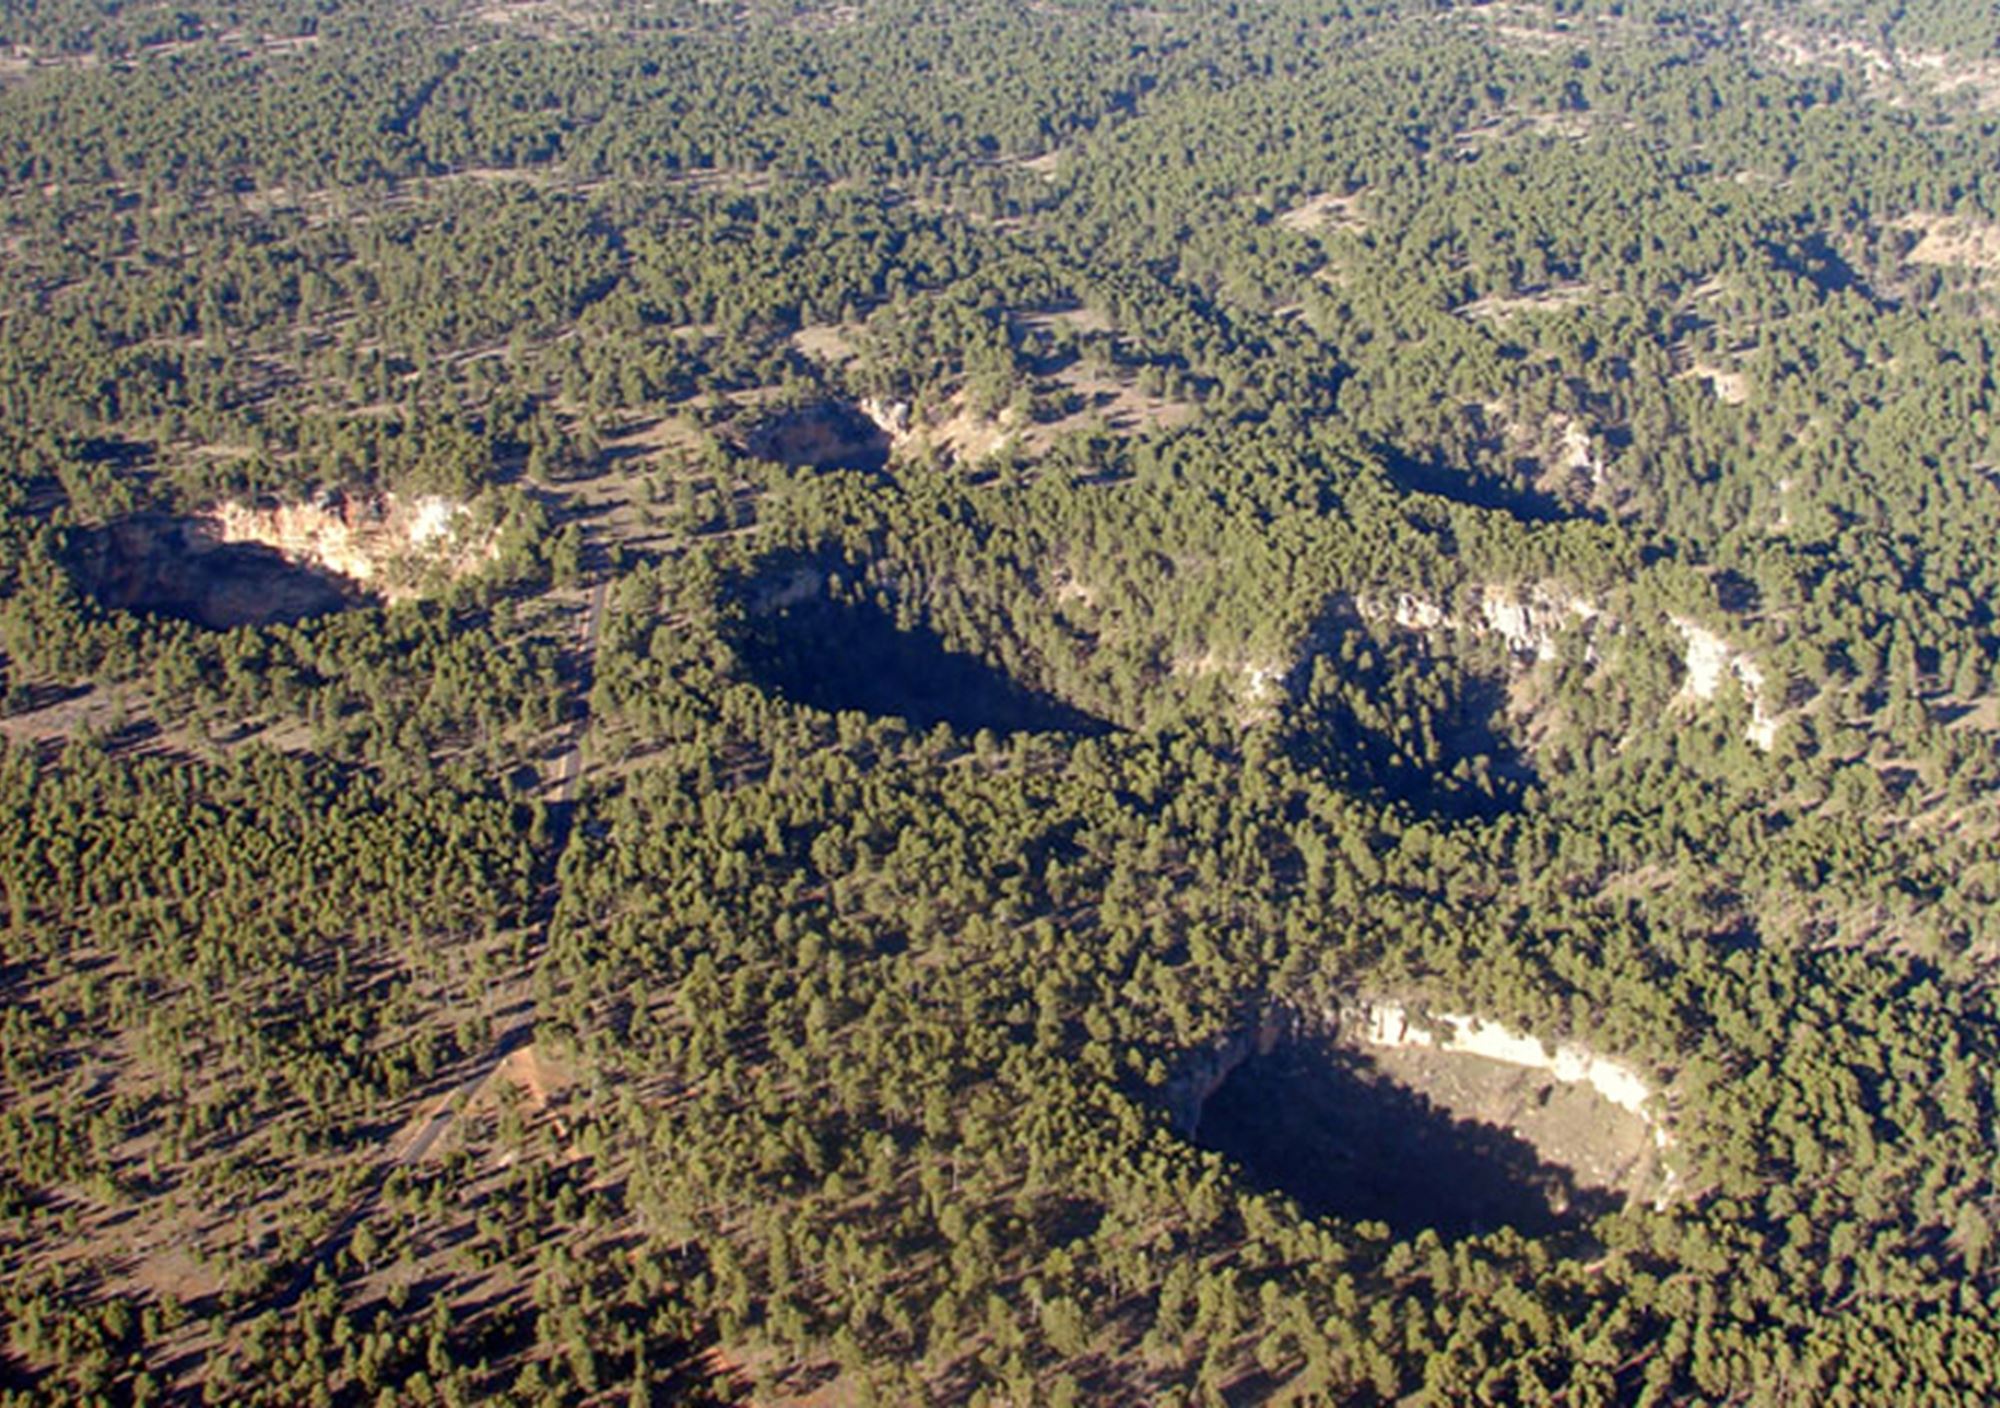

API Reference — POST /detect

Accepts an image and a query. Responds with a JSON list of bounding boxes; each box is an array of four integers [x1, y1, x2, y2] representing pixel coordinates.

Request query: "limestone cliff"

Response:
[[210, 491, 493, 601], [1360, 582, 1605, 663]]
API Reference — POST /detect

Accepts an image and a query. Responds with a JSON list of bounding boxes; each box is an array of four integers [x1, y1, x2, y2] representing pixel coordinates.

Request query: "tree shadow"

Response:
[[1195, 1039, 1619, 1239]]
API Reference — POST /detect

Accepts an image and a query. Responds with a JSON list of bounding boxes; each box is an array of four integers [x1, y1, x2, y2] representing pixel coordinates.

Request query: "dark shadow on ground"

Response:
[[731, 587, 1109, 738], [746, 402, 891, 472], [1762, 231, 1896, 312], [67, 517, 370, 630], [1377, 444, 1580, 525], [1195, 1039, 1618, 1239]]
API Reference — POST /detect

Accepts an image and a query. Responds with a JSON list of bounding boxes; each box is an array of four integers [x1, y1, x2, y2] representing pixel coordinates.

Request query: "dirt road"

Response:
[[391, 576, 610, 1165], [550, 576, 609, 803], [271, 571, 615, 1307]]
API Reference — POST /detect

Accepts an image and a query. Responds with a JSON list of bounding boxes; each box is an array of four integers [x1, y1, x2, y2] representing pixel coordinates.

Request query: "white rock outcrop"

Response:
[[211, 491, 488, 600], [1390, 592, 1449, 633], [1673, 617, 1778, 750], [1556, 417, 1604, 494], [1477, 585, 1600, 663], [1351, 999, 1676, 1207], [1362, 583, 1602, 664], [859, 396, 911, 441], [1355, 1001, 1657, 1119]]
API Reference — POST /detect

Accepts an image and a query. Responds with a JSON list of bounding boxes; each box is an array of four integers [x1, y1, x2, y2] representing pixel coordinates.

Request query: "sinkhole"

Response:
[[1183, 1024, 1664, 1241], [746, 402, 892, 473], [729, 566, 1108, 738], [66, 516, 370, 630]]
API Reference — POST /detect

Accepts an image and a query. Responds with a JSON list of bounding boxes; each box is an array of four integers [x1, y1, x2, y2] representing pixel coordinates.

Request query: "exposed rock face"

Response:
[[1476, 585, 1601, 663], [69, 492, 493, 630], [1343, 1001, 1673, 1212], [68, 514, 367, 630], [1357, 589, 1781, 749], [1172, 996, 1677, 1225], [1361, 582, 1603, 663], [866, 389, 1024, 468], [1673, 617, 1778, 750], [859, 396, 911, 440], [1387, 592, 1449, 633], [1163, 1008, 1294, 1136], [210, 492, 483, 601], [1351, 1001, 1659, 1124], [1554, 417, 1604, 496]]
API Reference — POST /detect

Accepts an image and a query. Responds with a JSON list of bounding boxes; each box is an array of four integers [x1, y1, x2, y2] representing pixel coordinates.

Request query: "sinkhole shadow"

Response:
[[1195, 1039, 1619, 1240], [1376, 444, 1581, 526], [1284, 623, 1535, 821], [730, 586, 1109, 738], [1762, 232, 1891, 309], [746, 402, 891, 473], [66, 516, 370, 630]]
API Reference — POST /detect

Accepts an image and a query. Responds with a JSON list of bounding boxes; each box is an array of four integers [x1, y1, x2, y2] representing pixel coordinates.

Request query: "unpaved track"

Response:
[[390, 584, 604, 1168], [267, 571, 613, 1311], [393, 575, 608, 1164]]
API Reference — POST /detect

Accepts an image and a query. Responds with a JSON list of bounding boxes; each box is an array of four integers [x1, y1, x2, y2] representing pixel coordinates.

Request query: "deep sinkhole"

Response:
[[67, 516, 369, 630], [731, 579, 1109, 738], [747, 402, 893, 473], [1191, 1035, 1656, 1240]]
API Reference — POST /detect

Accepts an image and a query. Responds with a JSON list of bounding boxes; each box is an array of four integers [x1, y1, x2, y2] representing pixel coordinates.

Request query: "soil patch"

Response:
[[790, 322, 865, 367], [1895, 211, 2000, 272], [1455, 281, 1593, 323], [1275, 190, 1368, 234]]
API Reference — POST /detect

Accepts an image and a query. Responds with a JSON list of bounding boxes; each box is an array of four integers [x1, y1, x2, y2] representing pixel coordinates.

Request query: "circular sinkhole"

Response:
[[1176, 1008, 1669, 1240], [66, 516, 372, 630], [746, 401, 892, 473], [725, 558, 1111, 738]]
